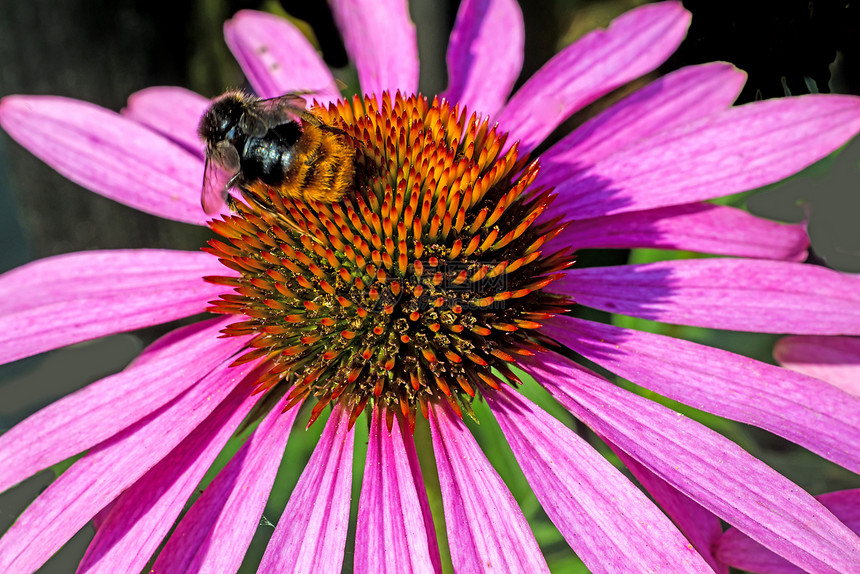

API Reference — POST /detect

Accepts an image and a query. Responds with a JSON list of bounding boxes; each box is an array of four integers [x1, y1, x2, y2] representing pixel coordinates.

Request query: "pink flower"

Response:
[[774, 335, 860, 397], [715, 488, 860, 574], [712, 336, 860, 573], [2, 1, 860, 573]]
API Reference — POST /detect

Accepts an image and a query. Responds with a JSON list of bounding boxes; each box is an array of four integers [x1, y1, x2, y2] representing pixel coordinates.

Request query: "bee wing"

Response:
[[239, 112, 268, 138], [255, 93, 310, 126], [201, 142, 240, 215]]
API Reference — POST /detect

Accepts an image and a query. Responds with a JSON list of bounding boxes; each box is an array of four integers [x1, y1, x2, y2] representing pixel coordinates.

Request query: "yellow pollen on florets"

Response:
[[204, 91, 573, 430]]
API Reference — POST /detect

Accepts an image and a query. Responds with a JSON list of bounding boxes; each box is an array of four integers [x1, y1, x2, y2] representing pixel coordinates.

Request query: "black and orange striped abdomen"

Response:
[[273, 119, 356, 204]]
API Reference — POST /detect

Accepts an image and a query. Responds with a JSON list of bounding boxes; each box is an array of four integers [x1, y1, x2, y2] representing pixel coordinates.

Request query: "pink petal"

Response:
[[258, 405, 354, 574], [608, 442, 727, 573], [716, 490, 860, 574], [0, 318, 247, 493], [523, 352, 860, 573], [224, 10, 341, 102], [0, 359, 259, 573], [152, 393, 301, 574], [429, 402, 549, 574], [718, 537, 806, 574], [442, 0, 524, 117], [775, 336, 860, 396], [0, 249, 228, 365], [546, 95, 860, 221], [550, 258, 860, 334], [545, 316, 860, 473], [91, 505, 113, 533], [0, 96, 208, 225], [547, 202, 809, 260], [328, 0, 418, 97], [485, 384, 714, 573], [355, 408, 441, 574], [537, 63, 746, 189], [77, 376, 261, 573], [496, 1, 691, 153], [0, 249, 227, 314], [401, 413, 443, 568], [123, 86, 209, 155]]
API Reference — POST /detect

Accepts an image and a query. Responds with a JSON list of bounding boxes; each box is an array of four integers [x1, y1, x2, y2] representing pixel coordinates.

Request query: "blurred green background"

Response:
[[0, 1, 859, 572]]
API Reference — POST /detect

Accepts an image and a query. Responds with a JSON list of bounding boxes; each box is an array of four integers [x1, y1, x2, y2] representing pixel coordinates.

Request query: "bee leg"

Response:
[[225, 194, 240, 213]]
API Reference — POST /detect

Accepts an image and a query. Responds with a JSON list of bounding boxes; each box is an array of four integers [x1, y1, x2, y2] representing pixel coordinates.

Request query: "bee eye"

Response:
[[217, 115, 233, 132]]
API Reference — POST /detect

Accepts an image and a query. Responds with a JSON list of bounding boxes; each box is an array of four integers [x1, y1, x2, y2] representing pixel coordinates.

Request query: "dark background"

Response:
[[0, 1, 859, 572]]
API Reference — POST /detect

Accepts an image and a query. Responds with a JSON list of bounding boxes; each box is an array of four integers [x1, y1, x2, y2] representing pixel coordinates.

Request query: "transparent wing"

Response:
[[201, 143, 240, 215], [254, 92, 310, 126], [237, 93, 310, 138]]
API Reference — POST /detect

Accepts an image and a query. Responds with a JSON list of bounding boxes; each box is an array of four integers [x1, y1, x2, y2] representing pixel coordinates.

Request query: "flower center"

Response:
[[205, 91, 573, 429]]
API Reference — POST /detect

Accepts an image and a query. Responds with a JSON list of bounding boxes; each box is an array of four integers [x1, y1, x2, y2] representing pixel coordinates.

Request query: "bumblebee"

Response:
[[198, 90, 356, 215]]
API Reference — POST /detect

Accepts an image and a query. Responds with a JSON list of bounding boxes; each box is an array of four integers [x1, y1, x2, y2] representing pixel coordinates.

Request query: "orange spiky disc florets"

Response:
[[204, 91, 574, 429]]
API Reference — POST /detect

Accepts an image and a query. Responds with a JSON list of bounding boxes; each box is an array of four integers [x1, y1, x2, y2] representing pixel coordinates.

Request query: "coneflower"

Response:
[[1, 2, 860, 573], [205, 91, 572, 430]]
